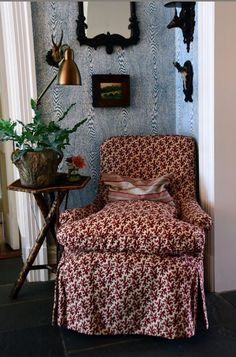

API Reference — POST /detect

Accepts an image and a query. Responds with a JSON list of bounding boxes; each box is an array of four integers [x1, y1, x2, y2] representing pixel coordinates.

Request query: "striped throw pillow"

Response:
[[101, 173, 174, 205]]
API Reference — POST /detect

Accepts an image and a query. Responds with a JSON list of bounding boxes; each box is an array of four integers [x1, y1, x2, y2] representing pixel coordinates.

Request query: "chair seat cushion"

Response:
[[57, 200, 205, 256]]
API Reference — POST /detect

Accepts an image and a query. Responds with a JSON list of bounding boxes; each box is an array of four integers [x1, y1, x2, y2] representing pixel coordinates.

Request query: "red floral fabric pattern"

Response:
[[59, 203, 100, 226], [57, 200, 205, 257], [53, 252, 208, 339], [180, 199, 212, 230], [98, 135, 197, 205], [53, 135, 212, 339]]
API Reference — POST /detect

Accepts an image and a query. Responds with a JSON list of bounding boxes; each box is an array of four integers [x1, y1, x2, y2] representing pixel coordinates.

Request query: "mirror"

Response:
[[84, 2, 130, 38], [76, 2, 140, 54]]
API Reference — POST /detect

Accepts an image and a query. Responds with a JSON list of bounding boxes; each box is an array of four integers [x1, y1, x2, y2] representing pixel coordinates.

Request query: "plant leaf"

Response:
[[68, 118, 87, 133], [0, 100, 87, 155], [31, 98, 37, 110], [57, 103, 76, 122]]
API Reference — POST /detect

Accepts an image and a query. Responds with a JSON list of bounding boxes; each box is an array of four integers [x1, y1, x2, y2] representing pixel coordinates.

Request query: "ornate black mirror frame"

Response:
[[76, 2, 140, 54]]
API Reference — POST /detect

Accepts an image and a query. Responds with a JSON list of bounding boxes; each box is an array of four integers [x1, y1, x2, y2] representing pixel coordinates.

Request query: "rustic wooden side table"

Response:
[[8, 173, 90, 298]]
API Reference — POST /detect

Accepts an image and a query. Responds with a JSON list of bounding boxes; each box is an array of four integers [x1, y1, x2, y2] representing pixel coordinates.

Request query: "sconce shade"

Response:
[[58, 48, 82, 85]]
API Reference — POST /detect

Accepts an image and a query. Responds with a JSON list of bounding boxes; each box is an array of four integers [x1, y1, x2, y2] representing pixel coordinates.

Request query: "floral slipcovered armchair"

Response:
[[53, 135, 212, 339]]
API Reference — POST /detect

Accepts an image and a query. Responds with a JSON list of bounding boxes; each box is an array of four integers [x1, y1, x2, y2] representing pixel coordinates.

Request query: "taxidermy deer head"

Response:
[[173, 61, 193, 103], [167, 9, 183, 29], [46, 31, 64, 68], [165, 2, 196, 52]]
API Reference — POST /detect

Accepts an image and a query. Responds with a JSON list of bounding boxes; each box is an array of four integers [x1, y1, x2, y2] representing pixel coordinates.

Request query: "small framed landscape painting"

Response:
[[92, 74, 130, 107]]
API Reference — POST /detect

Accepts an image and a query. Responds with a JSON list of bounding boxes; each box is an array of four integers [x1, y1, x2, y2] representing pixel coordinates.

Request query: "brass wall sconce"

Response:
[[173, 60, 193, 102], [165, 2, 196, 52], [37, 31, 82, 106]]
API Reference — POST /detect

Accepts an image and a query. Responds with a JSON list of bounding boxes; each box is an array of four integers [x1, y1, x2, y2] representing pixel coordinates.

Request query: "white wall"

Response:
[[198, 2, 215, 292], [214, 2, 236, 292]]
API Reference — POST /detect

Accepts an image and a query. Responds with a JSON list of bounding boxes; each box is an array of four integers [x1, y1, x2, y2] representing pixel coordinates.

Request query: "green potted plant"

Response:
[[0, 99, 87, 188]]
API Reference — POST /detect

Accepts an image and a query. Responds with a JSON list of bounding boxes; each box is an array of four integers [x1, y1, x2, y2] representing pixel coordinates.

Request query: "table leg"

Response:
[[33, 193, 57, 243], [9, 192, 66, 299], [34, 192, 66, 261]]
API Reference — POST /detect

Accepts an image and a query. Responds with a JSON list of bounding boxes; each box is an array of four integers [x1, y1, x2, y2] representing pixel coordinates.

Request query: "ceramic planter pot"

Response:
[[11, 149, 63, 188]]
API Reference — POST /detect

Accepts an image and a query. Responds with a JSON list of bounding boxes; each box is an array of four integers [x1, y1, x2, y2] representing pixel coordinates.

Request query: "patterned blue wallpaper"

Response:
[[31, 1, 176, 207], [174, 4, 198, 139]]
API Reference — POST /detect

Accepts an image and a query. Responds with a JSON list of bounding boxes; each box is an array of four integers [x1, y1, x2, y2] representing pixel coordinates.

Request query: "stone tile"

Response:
[[221, 291, 236, 309], [205, 293, 236, 327], [61, 327, 142, 354], [0, 258, 23, 285], [0, 281, 54, 306], [0, 325, 64, 357], [1, 256, 236, 357], [0, 297, 54, 332], [67, 327, 236, 357]]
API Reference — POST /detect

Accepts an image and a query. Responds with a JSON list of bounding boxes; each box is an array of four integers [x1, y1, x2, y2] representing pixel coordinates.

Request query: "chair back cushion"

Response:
[[101, 173, 174, 205], [99, 135, 197, 204]]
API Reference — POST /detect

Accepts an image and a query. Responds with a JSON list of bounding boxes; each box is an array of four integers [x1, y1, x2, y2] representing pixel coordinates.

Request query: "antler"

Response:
[[51, 30, 63, 63], [46, 30, 64, 67], [52, 30, 63, 48]]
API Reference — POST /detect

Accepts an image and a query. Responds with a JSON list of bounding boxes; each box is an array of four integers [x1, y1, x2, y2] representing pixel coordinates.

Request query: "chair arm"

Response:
[[59, 203, 100, 226], [180, 199, 212, 230]]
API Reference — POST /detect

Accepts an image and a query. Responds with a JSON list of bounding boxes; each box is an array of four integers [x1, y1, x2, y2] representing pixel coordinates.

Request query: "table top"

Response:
[[8, 173, 91, 194]]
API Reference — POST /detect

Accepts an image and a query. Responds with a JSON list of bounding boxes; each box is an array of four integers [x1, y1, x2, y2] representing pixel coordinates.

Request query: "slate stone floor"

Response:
[[1, 258, 236, 357]]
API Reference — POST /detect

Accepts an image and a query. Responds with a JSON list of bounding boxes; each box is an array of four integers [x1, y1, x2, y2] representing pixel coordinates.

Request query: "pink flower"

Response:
[[66, 155, 86, 169]]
